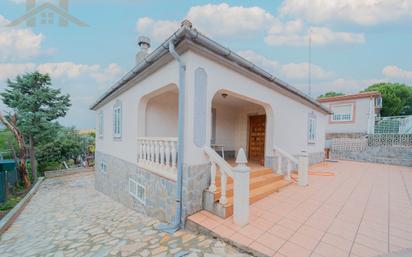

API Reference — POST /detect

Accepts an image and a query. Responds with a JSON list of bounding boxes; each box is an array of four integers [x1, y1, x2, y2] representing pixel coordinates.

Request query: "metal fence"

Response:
[[374, 115, 412, 134]]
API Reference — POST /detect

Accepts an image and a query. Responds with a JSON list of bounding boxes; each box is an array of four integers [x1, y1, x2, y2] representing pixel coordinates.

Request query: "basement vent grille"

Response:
[[128, 178, 145, 204]]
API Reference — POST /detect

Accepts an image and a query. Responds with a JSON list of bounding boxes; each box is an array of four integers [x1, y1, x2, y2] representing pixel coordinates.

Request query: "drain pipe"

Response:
[[156, 39, 186, 234]]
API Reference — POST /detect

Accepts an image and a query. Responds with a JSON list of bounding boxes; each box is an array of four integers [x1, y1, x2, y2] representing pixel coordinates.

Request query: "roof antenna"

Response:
[[308, 28, 312, 97]]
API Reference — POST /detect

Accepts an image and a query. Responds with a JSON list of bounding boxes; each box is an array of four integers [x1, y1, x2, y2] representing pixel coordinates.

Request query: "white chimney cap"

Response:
[[138, 36, 151, 48]]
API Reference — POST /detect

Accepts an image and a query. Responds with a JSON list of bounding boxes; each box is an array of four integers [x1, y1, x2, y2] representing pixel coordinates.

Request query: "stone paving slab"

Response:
[[0, 172, 250, 257]]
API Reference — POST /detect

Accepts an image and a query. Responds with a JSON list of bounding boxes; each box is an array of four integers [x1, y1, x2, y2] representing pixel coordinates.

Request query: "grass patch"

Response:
[[0, 196, 22, 211]]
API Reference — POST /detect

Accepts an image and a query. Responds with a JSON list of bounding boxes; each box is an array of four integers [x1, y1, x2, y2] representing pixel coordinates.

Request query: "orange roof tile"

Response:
[[317, 91, 381, 103]]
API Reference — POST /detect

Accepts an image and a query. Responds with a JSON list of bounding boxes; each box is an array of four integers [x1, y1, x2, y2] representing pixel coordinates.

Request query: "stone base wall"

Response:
[[181, 162, 210, 222], [95, 151, 210, 223], [326, 133, 366, 139], [331, 146, 412, 167], [95, 151, 176, 223]]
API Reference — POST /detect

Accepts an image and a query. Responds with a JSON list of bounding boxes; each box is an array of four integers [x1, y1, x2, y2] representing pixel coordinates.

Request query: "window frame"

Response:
[[308, 112, 316, 144], [98, 111, 104, 138], [128, 178, 145, 204], [330, 103, 354, 123], [113, 101, 122, 139], [99, 160, 107, 173]]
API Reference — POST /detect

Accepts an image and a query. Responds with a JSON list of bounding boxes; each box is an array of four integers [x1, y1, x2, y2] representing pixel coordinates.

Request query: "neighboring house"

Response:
[[318, 92, 382, 136], [90, 20, 330, 224]]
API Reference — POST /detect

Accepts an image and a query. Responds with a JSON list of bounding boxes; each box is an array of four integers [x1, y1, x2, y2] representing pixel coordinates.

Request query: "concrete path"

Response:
[[0, 172, 249, 257]]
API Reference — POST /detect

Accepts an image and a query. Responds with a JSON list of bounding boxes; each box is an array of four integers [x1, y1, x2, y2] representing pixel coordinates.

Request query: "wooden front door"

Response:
[[248, 115, 266, 164]]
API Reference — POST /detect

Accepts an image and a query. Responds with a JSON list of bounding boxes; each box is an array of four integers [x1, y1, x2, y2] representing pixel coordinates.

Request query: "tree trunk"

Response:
[[29, 134, 37, 182], [0, 113, 31, 188]]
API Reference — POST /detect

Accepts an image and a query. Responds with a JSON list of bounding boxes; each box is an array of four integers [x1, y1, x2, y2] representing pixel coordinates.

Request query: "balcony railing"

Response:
[[137, 137, 178, 181]]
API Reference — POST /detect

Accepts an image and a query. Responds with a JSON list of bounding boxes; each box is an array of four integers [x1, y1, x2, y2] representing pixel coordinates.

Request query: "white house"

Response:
[[90, 20, 329, 228], [318, 92, 382, 135]]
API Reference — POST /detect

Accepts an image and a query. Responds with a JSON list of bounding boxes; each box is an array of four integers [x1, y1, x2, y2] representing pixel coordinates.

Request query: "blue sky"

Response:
[[0, 0, 411, 128]]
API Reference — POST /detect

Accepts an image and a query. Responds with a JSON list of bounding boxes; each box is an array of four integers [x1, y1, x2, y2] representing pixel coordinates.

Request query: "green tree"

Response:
[[318, 92, 345, 98], [0, 72, 71, 181], [37, 125, 84, 172], [363, 83, 412, 116]]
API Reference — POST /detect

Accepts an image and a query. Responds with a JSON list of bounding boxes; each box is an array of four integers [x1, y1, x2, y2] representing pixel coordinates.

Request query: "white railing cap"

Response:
[[137, 137, 178, 141], [235, 148, 248, 165]]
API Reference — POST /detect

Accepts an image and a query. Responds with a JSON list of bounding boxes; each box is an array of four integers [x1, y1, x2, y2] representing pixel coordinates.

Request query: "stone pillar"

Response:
[[298, 151, 309, 186], [233, 148, 250, 226]]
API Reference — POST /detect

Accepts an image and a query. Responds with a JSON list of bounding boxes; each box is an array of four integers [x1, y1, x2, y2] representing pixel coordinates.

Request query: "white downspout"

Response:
[[155, 40, 186, 234]]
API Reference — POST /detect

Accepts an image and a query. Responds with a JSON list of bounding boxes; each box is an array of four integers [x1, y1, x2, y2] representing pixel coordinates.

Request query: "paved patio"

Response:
[[0, 172, 248, 257], [188, 161, 412, 257]]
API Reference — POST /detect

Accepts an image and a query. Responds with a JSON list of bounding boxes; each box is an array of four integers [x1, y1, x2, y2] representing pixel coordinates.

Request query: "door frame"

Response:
[[247, 114, 266, 163]]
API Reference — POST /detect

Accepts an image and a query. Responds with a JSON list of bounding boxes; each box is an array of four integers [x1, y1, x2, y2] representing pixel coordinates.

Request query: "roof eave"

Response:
[[90, 26, 331, 115]]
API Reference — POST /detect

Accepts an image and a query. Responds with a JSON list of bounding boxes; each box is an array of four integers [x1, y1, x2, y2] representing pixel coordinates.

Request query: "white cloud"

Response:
[[313, 78, 386, 95], [238, 50, 334, 81], [280, 0, 412, 25], [186, 3, 277, 36], [0, 15, 45, 61], [136, 3, 365, 47], [136, 3, 279, 42], [0, 63, 36, 80], [382, 65, 412, 80], [265, 26, 365, 46], [136, 17, 179, 43], [0, 62, 121, 83]]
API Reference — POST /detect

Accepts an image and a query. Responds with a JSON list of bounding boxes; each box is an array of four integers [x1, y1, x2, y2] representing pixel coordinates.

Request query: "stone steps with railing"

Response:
[[202, 146, 309, 224], [203, 168, 291, 218]]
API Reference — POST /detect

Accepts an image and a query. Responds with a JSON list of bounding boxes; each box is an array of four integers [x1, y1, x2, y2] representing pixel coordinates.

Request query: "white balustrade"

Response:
[[273, 145, 308, 186], [137, 137, 178, 180], [204, 146, 250, 226]]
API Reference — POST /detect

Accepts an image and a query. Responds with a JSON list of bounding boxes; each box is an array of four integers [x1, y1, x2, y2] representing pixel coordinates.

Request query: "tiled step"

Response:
[[213, 172, 284, 201], [203, 167, 292, 219], [214, 167, 273, 185], [222, 179, 292, 218]]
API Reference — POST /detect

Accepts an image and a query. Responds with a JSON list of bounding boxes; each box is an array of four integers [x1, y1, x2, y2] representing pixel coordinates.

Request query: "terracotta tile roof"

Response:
[[317, 91, 381, 103]]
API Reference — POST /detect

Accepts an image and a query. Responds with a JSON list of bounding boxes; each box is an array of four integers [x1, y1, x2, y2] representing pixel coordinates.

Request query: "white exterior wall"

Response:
[[95, 49, 327, 166], [145, 91, 178, 137], [95, 59, 180, 164], [184, 51, 327, 165], [323, 98, 374, 134]]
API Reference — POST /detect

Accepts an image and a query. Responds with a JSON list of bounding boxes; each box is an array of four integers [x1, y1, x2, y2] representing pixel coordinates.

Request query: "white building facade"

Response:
[[318, 92, 382, 135], [91, 21, 330, 224]]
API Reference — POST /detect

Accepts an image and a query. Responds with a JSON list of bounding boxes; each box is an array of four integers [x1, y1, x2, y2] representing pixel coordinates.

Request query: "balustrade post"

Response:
[[154, 140, 160, 166], [165, 141, 171, 168], [219, 172, 227, 205], [150, 140, 154, 165], [298, 151, 309, 186], [138, 139, 143, 163], [286, 160, 292, 181], [209, 161, 217, 192], [277, 153, 282, 175], [233, 148, 250, 226], [159, 141, 165, 167], [142, 140, 147, 164], [171, 141, 177, 172]]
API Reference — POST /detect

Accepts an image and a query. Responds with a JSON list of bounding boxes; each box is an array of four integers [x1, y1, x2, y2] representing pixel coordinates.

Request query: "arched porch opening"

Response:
[[136, 84, 179, 180], [210, 89, 273, 168], [137, 84, 178, 137]]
